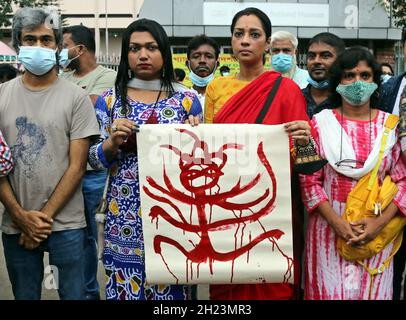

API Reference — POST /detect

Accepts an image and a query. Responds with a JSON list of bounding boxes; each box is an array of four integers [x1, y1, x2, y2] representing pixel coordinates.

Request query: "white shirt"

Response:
[[196, 92, 205, 119], [393, 76, 406, 116], [292, 67, 309, 89]]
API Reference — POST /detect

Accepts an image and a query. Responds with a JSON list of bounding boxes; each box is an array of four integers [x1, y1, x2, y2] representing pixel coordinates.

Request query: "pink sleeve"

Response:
[[299, 118, 329, 213], [390, 142, 406, 216]]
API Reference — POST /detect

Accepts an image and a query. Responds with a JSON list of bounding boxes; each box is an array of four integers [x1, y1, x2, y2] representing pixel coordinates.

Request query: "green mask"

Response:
[[336, 81, 378, 106]]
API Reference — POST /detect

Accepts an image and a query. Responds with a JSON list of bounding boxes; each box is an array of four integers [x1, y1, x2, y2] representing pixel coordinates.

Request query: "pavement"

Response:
[[0, 208, 402, 300], [0, 207, 211, 300]]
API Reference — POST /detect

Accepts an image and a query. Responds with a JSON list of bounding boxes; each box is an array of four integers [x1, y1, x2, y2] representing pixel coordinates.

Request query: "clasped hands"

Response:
[[18, 210, 53, 250], [335, 217, 382, 247]]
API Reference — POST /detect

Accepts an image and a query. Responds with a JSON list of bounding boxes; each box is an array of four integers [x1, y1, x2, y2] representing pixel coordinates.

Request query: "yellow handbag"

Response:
[[337, 114, 406, 275]]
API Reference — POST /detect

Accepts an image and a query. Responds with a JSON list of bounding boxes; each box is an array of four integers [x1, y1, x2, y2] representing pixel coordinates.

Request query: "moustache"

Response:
[[195, 66, 211, 72], [311, 67, 326, 72]]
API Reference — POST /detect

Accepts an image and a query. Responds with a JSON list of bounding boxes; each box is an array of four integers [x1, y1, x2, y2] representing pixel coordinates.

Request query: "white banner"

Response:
[[203, 2, 329, 27], [137, 124, 293, 285]]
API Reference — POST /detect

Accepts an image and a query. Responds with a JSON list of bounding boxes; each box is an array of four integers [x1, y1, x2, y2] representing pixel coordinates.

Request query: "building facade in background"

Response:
[[0, 0, 404, 73], [139, 0, 404, 73]]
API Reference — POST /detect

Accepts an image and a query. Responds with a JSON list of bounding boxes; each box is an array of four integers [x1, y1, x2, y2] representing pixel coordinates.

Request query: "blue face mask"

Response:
[[189, 69, 215, 88], [336, 81, 378, 106], [271, 53, 293, 73], [59, 46, 81, 69], [307, 76, 330, 90], [380, 74, 392, 84], [18, 46, 56, 76]]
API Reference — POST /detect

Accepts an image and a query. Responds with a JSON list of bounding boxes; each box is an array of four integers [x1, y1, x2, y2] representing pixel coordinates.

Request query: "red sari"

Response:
[[210, 71, 309, 300]]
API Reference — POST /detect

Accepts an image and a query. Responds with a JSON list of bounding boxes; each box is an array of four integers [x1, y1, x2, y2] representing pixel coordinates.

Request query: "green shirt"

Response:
[[62, 65, 117, 96]]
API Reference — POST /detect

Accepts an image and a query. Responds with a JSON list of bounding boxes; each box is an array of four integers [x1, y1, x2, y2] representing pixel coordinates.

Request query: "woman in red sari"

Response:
[[205, 7, 312, 300]]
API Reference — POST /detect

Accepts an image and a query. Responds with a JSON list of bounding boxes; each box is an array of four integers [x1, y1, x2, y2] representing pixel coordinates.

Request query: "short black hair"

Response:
[[63, 25, 96, 53], [231, 7, 272, 40], [220, 65, 230, 73], [0, 64, 18, 81], [381, 62, 394, 75], [187, 34, 220, 59], [329, 46, 381, 108], [308, 32, 346, 57], [402, 28, 406, 45], [174, 68, 186, 81]]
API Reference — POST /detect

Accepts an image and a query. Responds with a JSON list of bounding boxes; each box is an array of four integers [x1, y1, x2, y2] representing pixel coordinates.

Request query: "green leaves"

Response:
[[0, 0, 57, 29], [376, 0, 406, 28], [391, 0, 406, 28]]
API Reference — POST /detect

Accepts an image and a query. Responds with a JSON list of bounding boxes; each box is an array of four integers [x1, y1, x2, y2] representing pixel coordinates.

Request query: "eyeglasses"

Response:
[[334, 159, 365, 169]]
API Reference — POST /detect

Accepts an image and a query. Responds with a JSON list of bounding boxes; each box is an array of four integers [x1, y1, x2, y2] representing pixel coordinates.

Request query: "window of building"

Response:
[[222, 46, 233, 54], [171, 46, 188, 54]]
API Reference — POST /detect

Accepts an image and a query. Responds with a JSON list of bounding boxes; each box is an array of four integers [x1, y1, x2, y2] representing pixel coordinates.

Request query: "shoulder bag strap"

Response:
[[255, 76, 283, 124], [367, 114, 399, 189]]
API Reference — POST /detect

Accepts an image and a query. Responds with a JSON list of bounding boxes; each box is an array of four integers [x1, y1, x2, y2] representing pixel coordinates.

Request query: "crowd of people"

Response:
[[0, 6, 405, 301]]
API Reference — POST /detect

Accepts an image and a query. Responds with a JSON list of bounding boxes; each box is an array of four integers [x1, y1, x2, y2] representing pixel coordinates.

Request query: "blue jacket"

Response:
[[379, 72, 406, 113]]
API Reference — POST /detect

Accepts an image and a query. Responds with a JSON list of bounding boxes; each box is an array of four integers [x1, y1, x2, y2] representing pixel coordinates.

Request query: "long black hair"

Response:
[[329, 46, 382, 108], [115, 18, 175, 114]]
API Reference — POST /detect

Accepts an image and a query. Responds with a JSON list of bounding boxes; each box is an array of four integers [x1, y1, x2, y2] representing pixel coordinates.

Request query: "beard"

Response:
[[67, 57, 80, 71]]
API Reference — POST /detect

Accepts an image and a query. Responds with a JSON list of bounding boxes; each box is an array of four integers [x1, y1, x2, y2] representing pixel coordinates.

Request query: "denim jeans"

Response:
[[82, 170, 107, 300], [2, 228, 86, 300]]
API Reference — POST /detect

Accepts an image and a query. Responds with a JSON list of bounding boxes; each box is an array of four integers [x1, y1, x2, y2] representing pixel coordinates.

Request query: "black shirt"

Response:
[[302, 84, 334, 119]]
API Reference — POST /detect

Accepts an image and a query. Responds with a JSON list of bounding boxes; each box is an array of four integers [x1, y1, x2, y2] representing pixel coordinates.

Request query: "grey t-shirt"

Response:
[[62, 65, 116, 171], [0, 77, 100, 234]]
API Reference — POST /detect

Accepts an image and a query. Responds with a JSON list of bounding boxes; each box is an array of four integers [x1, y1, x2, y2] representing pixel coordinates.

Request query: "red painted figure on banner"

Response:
[[143, 128, 293, 284]]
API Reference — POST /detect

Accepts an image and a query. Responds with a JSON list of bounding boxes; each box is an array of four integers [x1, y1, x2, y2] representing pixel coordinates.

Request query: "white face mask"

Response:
[[189, 69, 216, 87], [18, 46, 57, 76], [187, 62, 217, 87]]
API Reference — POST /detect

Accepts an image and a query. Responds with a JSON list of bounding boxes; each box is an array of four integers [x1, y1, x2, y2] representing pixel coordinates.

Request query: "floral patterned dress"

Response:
[[89, 88, 202, 300]]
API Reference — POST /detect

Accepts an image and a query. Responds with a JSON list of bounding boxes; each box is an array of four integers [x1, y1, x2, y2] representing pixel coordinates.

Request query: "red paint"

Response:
[[146, 109, 158, 124], [144, 128, 293, 283]]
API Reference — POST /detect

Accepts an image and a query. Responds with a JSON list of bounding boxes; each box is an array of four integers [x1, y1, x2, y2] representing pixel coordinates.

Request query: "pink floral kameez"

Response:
[[300, 110, 406, 300]]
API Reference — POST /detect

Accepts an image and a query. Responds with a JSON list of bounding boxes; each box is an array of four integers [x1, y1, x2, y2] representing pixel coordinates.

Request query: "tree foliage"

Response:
[[378, 0, 406, 29], [391, 0, 406, 29], [0, 0, 58, 29]]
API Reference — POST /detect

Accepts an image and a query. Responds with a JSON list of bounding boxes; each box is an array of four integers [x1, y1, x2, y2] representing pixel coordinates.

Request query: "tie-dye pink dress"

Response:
[[300, 109, 406, 300]]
